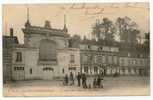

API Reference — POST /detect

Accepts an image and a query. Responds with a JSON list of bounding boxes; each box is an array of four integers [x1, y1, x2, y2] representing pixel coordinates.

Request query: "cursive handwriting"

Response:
[[59, 3, 149, 16], [70, 3, 100, 10], [85, 8, 105, 15]]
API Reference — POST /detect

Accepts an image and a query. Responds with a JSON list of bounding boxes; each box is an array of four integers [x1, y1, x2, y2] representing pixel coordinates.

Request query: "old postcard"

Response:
[[2, 2, 150, 96]]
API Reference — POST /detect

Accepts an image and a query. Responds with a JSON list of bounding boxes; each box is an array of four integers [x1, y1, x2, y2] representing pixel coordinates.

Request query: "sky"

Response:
[[3, 3, 149, 44]]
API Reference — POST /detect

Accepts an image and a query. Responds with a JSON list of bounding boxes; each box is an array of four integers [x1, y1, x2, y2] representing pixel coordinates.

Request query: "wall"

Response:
[[57, 48, 80, 77], [12, 48, 25, 80], [25, 34, 68, 49], [24, 48, 40, 80]]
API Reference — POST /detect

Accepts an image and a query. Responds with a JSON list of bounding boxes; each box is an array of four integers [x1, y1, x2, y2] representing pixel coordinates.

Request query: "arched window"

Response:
[[39, 39, 57, 61]]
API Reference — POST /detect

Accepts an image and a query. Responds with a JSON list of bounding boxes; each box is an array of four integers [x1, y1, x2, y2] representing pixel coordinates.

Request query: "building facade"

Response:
[[3, 20, 150, 81], [79, 39, 149, 76], [3, 28, 19, 82], [80, 40, 119, 76], [11, 20, 80, 80]]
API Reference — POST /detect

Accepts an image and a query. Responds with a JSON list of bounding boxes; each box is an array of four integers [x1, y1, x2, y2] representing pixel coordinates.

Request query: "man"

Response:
[[82, 73, 87, 88], [93, 78, 97, 88], [70, 72, 74, 85], [64, 74, 68, 85], [77, 72, 81, 86], [97, 74, 103, 88]]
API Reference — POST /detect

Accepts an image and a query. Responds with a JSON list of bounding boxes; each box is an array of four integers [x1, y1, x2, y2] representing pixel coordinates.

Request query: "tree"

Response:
[[143, 32, 150, 51], [115, 16, 140, 44], [69, 34, 81, 48], [91, 20, 101, 40], [91, 18, 116, 41]]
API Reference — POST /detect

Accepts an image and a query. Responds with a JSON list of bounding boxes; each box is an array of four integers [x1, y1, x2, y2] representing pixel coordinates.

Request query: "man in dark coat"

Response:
[[64, 74, 68, 85], [93, 78, 97, 88], [77, 72, 81, 86], [82, 73, 87, 88], [70, 72, 74, 85], [97, 74, 103, 88]]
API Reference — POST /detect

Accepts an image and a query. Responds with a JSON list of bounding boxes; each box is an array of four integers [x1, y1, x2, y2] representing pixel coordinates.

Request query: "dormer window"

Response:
[[98, 46, 103, 51], [128, 53, 131, 57], [44, 20, 51, 29], [70, 54, 75, 63], [87, 45, 91, 49]]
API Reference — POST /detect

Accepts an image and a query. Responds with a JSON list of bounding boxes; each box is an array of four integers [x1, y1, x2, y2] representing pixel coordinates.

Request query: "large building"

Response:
[[10, 19, 80, 80], [79, 39, 119, 76], [3, 18, 150, 82], [79, 39, 149, 76], [3, 28, 19, 82]]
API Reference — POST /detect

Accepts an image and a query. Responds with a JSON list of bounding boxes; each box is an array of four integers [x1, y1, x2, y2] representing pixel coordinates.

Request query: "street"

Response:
[[3, 76, 149, 96]]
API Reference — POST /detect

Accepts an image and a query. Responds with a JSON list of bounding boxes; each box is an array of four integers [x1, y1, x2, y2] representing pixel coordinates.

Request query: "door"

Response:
[[42, 67, 54, 80]]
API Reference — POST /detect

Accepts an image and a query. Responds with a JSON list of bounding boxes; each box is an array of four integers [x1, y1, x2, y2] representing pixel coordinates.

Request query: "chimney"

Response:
[[44, 20, 51, 29], [10, 28, 13, 37]]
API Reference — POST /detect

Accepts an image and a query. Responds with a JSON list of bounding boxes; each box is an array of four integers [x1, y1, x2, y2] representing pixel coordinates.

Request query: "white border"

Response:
[[1, 0, 151, 4], [0, 0, 152, 100]]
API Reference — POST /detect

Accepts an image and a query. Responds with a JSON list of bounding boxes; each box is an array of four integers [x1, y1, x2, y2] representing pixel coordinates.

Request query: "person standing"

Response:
[[70, 72, 74, 85], [93, 78, 97, 88], [97, 74, 103, 88], [97, 75, 101, 88], [82, 73, 87, 88], [77, 72, 81, 86], [64, 74, 68, 85]]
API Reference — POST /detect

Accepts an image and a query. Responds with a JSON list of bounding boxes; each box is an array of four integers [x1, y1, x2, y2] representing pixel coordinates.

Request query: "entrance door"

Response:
[[42, 67, 54, 80], [14, 70, 24, 80]]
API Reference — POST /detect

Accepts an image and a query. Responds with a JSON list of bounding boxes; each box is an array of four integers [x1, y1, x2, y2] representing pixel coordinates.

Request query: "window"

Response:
[[87, 45, 91, 49], [14, 67, 24, 71], [16, 52, 22, 62], [98, 56, 102, 63], [94, 67, 98, 73], [135, 59, 137, 65], [121, 58, 124, 65], [128, 53, 131, 57], [94, 56, 97, 63], [30, 68, 32, 74], [108, 56, 112, 64], [114, 56, 117, 64], [62, 68, 65, 74], [98, 47, 103, 51], [102, 55, 106, 63], [39, 39, 57, 61], [70, 54, 75, 63], [133, 59, 136, 65], [128, 59, 131, 65], [84, 67, 88, 73], [83, 55, 88, 63], [43, 67, 54, 71]]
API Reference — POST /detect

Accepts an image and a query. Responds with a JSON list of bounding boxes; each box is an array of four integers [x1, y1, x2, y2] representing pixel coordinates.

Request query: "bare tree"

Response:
[[143, 32, 150, 51], [115, 16, 140, 44], [92, 18, 116, 41]]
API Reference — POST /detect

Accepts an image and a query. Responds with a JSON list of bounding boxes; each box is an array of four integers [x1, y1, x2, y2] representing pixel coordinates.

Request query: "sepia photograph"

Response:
[[2, 2, 150, 96]]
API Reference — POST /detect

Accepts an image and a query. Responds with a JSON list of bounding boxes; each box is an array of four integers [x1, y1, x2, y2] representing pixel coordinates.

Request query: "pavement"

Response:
[[3, 76, 150, 96]]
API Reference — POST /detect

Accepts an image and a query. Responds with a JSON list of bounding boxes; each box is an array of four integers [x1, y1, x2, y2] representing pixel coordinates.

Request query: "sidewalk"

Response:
[[3, 76, 150, 96]]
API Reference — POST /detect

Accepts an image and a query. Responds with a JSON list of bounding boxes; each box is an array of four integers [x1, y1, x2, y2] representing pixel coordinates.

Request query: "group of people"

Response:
[[63, 72, 104, 89]]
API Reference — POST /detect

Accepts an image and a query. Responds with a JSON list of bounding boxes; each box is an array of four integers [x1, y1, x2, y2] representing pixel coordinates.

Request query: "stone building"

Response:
[[80, 39, 119, 76], [11, 19, 80, 80], [3, 28, 19, 83], [119, 43, 150, 76], [3, 17, 149, 82], [79, 39, 149, 76]]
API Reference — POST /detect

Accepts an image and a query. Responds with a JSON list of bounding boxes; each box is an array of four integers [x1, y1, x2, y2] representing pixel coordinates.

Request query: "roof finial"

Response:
[[64, 14, 66, 26], [25, 5, 31, 27], [27, 6, 29, 21], [63, 14, 68, 32]]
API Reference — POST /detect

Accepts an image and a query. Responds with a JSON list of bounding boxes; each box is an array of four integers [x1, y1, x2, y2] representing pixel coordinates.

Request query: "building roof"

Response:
[[3, 36, 19, 48], [80, 39, 119, 47], [22, 24, 69, 38]]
